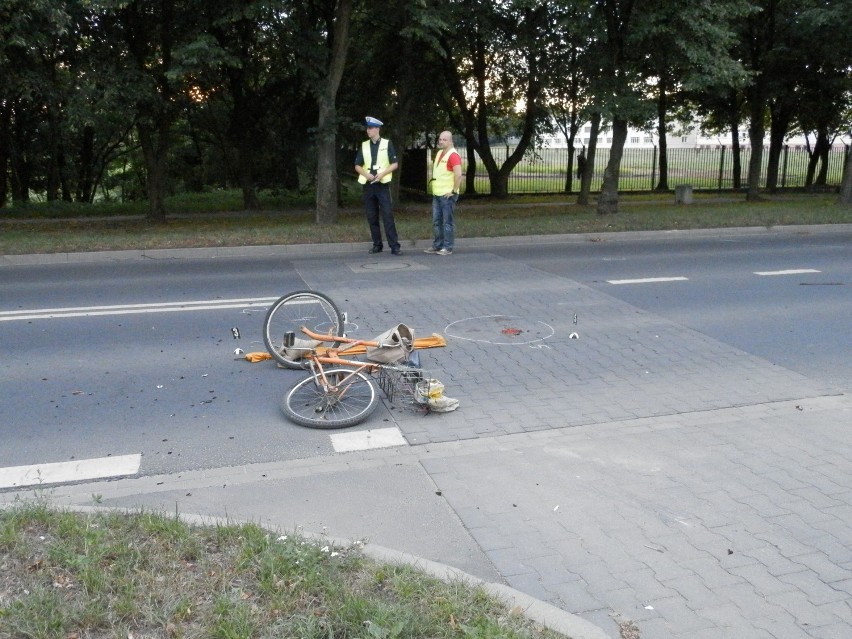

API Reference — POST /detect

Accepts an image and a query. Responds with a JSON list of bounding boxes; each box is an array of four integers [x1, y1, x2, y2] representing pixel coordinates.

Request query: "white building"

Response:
[[539, 124, 850, 150]]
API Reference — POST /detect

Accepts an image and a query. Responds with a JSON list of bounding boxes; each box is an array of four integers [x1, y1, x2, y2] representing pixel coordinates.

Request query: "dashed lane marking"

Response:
[[754, 269, 821, 276], [329, 427, 407, 453], [607, 276, 689, 285], [0, 454, 142, 489]]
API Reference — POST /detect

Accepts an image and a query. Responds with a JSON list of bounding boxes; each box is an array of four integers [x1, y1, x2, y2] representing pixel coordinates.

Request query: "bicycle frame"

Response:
[[293, 326, 386, 371]]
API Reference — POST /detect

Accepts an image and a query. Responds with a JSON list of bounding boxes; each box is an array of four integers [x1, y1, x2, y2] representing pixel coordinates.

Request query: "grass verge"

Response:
[[0, 503, 568, 639], [1, 192, 849, 256]]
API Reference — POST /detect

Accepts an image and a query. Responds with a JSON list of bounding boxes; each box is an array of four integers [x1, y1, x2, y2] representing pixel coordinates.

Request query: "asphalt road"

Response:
[[2, 227, 850, 484]]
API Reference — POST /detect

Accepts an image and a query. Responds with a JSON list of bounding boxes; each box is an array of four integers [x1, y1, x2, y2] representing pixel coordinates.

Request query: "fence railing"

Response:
[[454, 146, 848, 194]]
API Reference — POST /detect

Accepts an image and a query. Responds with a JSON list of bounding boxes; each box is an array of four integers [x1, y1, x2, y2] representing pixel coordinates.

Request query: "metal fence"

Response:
[[455, 146, 848, 194]]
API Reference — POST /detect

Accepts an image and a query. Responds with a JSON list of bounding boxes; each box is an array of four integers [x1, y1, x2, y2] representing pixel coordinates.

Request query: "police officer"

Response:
[[354, 116, 402, 255]]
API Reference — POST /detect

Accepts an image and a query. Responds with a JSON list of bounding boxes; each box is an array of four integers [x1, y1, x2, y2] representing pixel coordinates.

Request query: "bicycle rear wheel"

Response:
[[281, 368, 379, 429], [263, 290, 344, 368]]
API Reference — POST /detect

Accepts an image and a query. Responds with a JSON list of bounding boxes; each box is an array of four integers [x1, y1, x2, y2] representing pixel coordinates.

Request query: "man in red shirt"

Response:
[[425, 130, 463, 256]]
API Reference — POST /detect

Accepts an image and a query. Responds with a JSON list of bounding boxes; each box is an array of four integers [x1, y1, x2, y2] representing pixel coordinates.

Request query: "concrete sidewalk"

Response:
[[4, 232, 851, 638], [29, 393, 852, 638]]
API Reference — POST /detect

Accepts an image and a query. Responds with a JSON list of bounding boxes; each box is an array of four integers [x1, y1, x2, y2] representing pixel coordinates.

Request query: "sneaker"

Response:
[[391, 248, 403, 256], [437, 248, 453, 256], [423, 247, 439, 254]]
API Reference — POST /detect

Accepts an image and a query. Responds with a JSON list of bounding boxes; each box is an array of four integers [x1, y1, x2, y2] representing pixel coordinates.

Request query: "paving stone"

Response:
[[550, 579, 606, 614], [776, 571, 851, 606]]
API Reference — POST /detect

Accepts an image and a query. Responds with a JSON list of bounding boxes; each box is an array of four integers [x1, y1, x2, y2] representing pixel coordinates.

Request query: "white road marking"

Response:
[[754, 269, 821, 276], [0, 453, 142, 489], [0, 297, 279, 322], [607, 276, 689, 285], [330, 427, 407, 453]]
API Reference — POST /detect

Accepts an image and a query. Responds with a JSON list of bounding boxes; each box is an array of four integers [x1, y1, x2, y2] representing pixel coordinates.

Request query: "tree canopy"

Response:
[[1, 0, 850, 216]]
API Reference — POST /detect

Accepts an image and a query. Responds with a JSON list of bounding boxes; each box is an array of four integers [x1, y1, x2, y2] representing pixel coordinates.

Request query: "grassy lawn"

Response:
[[1, 191, 849, 256], [0, 504, 565, 639]]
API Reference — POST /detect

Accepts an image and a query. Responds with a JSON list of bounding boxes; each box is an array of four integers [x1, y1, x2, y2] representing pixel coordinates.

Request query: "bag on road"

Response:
[[366, 323, 415, 364]]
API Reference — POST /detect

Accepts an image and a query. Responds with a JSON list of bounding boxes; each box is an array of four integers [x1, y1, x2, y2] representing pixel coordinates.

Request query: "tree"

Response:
[[93, 0, 215, 222], [730, 0, 816, 200], [591, 0, 750, 214], [286, 0, 353, 224], [636, 0, 748, 192], [340, 0, 448, 204], [588, 0, 648, 215], [792, 0, 852, 190], [192, 0, 313, 210], [540, 2, 592, 195], [0, 0, 76, 205], [578, 111, 602, 205], [840, 136, 852, 206], [437, 0, 553, 199]]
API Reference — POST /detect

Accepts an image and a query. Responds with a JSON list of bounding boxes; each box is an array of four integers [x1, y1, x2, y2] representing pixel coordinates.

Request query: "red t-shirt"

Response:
[[437, 150, 462, 171]]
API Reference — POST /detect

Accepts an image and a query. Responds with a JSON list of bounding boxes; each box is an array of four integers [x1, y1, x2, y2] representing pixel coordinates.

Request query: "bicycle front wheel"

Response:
[[281, 368, 379, 429], [263, 290, 344, 368]]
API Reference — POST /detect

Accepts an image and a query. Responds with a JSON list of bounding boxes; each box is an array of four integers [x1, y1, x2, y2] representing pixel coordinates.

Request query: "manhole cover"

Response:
[[347, 261, 429, 273]]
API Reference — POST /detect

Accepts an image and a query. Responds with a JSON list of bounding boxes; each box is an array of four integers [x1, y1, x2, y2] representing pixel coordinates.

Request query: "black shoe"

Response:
[[391, 248, 402, 255], [368, 246, 383, 254]]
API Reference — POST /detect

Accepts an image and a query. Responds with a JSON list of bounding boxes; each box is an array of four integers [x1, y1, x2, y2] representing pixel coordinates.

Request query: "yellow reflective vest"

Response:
[[357, 139, 393, 184], [431, 147, 458, 196]]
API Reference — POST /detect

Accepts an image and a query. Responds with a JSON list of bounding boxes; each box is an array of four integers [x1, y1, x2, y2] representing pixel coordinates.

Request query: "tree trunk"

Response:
[[0, 103, 9, 208], [9, 111, 30, 205], [766, 101, 792, 192], [838, 143, 852, 205], [225, 64, 262, 210], [491, 166, 510, 198], [655, 80, 669, 191], [765, 128, 785, 193], [77, 125, 95, 203], [564, 143, 576, 194], [137, 120, 169, 223], [314, 0, 352, 225], [815, 129, 830, 186], [235, 127, 260, 210], [746, 99, 764, 201], [315, 102, 338, 223], [464, 146, 477, 194], [597, 117, 627, 215], [45, 102, 62, 202], [805, 130, 830, 188], [281, 160, 299, 190], [577, 112, 601, 206], [730, 126, 742, 190]]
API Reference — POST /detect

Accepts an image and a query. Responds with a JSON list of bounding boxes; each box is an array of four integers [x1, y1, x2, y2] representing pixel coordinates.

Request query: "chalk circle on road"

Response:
[[445, 315, 555, 345]]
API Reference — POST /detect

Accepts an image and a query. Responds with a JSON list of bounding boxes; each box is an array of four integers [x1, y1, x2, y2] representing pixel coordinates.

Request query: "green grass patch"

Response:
[[0, 504, 567, 639], [1, 192, 849, 255]]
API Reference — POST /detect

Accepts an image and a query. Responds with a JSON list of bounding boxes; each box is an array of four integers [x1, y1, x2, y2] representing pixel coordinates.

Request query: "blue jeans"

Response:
[[431, 194, 457, 250]]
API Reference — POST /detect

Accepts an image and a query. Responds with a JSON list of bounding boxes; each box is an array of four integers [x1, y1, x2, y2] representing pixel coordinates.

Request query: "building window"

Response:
[[644, 137, 653, 144], [630, 137, 639, 144], [606, 137, 612, 143], [681, 136, 689, 143]]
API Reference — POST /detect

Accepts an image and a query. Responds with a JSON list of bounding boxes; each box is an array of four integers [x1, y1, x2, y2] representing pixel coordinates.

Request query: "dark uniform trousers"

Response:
[[364, 181, 400, 251]]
